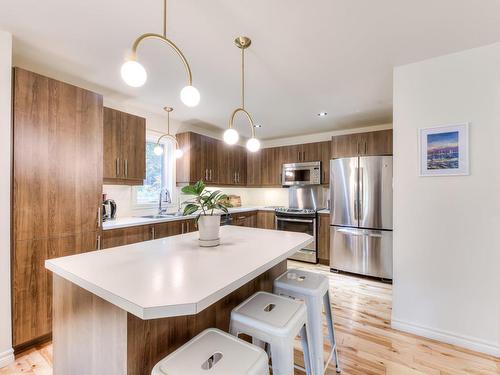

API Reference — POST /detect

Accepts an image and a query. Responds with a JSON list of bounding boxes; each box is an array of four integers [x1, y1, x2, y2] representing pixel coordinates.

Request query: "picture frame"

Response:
[[419, 123, 469, 176]]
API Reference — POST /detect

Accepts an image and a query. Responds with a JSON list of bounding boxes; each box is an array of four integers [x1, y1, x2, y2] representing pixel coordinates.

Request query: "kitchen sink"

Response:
[[138, 213, 184, 219]]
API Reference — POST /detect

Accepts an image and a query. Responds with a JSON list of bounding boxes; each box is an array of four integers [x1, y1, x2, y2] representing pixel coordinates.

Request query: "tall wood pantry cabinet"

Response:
[[12, 68, 103, 351]]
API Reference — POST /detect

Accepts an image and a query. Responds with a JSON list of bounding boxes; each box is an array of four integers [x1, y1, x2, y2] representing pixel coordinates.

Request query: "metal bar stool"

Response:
[[274, 269, 341, 374], [151, 328, 269, 375], [229, 291, 313, 375]]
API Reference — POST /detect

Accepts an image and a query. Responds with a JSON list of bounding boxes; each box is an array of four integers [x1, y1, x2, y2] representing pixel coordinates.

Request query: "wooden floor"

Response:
[[1, 261, 499, 375]]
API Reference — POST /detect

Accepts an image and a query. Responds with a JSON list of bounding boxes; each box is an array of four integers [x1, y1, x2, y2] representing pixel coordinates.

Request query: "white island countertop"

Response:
[[45, 226, 312, 320]]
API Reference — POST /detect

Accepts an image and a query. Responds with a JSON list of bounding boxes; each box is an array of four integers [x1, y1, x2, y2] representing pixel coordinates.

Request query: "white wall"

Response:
[[392, 43, 500, 357], [0, 30, 14, 367]]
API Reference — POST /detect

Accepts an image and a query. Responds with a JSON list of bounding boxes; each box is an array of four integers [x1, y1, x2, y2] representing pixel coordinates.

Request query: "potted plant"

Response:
[[182, 181, 231, 247]]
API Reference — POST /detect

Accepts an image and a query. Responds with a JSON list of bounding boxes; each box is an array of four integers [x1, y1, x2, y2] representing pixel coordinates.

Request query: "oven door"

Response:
[[276, 216, 317, 263]]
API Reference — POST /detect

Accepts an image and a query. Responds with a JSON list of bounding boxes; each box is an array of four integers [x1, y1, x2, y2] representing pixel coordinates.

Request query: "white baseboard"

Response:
[[391, 319, 500, 358], [0, 348, 14, 368]]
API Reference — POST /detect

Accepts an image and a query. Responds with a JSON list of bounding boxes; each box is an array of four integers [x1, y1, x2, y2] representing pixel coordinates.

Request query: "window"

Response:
[[133, 134, 175, 207]]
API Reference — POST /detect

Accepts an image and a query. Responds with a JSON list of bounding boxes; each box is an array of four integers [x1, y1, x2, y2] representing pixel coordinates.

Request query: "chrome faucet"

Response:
[[158, 188, 172, 215]]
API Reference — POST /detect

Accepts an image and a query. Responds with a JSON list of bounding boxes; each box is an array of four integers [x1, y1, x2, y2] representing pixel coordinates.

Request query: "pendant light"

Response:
[[121, 0, 200, 107], [223, 36, 260, 152], [154, 107, 183, 159]]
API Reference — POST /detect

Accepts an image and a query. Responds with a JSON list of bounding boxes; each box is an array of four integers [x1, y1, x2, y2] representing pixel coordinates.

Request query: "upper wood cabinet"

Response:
[[103, 107, 146, 185], [260, 147, 283, 186], [177, 132, 248, 186], [246, 150, 262, 186], [12, 68, 103, 349], [331, 129, 393, 159], [176, 132, 220, 185]]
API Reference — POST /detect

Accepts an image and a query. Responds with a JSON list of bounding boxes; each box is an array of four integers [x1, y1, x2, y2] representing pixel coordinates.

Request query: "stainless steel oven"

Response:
[[275, 209, 317, 263], [282, 161, 321, 186]]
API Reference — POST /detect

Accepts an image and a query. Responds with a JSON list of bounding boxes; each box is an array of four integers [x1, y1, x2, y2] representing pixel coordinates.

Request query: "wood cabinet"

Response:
[[103, 107, 146, 185], [176, 132, 220, 185], [177, 132, 248, 186], [219, 143, 247, 185], [320, 141, 332, 184], [331, 129, 393, 159], [12, 68, 103, 350], [102, 219, 197, 249], [13, 233, 99, 348], [153, 219, 196, 239], [230, 211, 257, 227], [318, 213, 330, 266], [261, 147, 283, 186], [101, 225, 152, 249], [257, 211, 276, 230], [246, 150, 262, 186]]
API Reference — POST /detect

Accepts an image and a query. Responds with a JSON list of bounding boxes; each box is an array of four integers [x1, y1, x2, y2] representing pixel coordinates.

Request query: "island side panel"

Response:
[[126, 260, 287, 375], [53, 275, 128, 375]]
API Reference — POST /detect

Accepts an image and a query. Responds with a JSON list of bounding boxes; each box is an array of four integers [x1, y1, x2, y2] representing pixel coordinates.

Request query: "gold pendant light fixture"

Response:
[[154, 106, 183, 159], [223, 36, 260, 152], [120, 0, 200, 107]]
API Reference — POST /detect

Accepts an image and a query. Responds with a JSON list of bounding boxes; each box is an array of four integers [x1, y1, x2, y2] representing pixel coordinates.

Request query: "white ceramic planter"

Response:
[[198, 215, 221, 247]]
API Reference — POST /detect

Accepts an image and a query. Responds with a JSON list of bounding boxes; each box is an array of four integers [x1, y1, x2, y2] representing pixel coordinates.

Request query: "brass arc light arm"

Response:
[[155, 133, 179, 148], [228, 107, 256, 138], [130, 33, 193, 85]]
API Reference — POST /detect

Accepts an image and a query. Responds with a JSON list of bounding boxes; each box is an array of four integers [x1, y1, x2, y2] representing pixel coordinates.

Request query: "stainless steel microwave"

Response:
[[282, 161, 321, 186]]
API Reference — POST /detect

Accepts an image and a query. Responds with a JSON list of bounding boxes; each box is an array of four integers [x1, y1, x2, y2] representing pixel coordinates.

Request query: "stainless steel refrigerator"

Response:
[[330, 156, 393, 279]]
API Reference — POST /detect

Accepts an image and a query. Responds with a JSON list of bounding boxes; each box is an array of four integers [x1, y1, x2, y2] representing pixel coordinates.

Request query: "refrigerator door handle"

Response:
[[336, 228, 364, 236], [359, 167, 364, 221]]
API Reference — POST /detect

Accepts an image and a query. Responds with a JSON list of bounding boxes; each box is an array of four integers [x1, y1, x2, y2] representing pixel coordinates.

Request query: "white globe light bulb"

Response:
[[246, 137, 260, 152], [180, 85, 200, 107], [223, 128, 239, 145], [175, 148, 184, 159], [121, 60, 147, 87], [153, 145, 164, 156]]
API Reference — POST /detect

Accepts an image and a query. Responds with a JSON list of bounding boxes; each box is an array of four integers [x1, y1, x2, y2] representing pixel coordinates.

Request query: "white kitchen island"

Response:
[[45, 226, 312, 375]]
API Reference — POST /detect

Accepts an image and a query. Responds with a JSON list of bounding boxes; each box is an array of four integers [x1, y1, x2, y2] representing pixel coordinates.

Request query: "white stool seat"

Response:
[[274, 269, 341, 374], [230, 291, 313, 375], [151, 328, 269, 375], [274, 269, 329, 297]]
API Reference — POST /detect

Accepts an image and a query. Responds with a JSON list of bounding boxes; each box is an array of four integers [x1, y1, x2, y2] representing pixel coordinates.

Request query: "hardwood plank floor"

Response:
[[1, 261, 499, 374]]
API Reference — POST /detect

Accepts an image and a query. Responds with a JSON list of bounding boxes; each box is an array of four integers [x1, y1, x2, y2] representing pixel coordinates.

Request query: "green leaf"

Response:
[[194, 180, 205, 195], [181, 185, 197, 195], [183, 203, 199, 216]]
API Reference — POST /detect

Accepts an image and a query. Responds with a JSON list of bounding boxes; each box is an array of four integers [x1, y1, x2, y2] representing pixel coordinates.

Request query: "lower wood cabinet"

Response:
[[102, 219, 197, 249], [102, 225, 152, 249], [12, 232, 100, 349], [257, 211, 276, 230], [318, 213, 330, 266], [230, 211, 257, 227]]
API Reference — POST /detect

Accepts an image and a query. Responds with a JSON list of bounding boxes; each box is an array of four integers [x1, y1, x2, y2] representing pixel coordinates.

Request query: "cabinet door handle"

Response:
[[364, 142, 367, 154], [205, 169, 208, 181], [116, 158, 120, 176], [187, 221, 190, 232], [97, 207, 101, 228], [124, 159, 128, 177], [302, 151, 306, 160], [181, 222, 185, 234], [96, 235, 101, 250], [297, 151, 300, 161], [209, 169, 212, 181], [151, 227, 155, 240]]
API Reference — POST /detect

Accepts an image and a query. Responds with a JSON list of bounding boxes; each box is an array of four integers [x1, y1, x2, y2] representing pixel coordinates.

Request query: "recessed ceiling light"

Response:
[[318, 112, 328, 117], [254, 124, 262, 128]]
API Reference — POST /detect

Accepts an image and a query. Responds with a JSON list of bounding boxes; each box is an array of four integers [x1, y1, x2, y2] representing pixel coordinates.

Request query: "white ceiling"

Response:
[[2, 0, 500, 139]]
